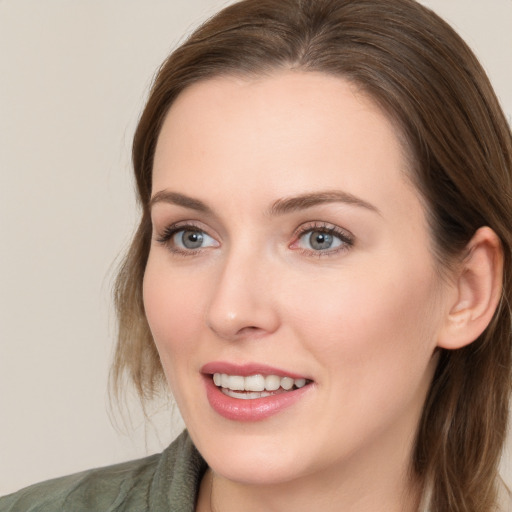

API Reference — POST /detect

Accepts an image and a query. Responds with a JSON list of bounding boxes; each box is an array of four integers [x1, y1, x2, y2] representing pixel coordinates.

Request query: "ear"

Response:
[[437, 226, 503, 350]]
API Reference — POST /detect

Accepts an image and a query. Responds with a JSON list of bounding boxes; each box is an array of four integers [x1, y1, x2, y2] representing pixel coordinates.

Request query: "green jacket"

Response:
[[3, 431, 510, 511], [0, 431, 207, 512]]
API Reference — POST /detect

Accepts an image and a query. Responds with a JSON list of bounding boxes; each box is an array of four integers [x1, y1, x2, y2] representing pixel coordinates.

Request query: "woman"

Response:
[[1, 0, 511, 510]]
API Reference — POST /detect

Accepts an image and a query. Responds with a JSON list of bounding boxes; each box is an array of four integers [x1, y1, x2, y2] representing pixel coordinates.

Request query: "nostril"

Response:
[[235, 325, 265, 337]]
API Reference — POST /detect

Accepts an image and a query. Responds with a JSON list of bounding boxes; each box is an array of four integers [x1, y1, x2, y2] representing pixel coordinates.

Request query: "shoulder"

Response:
[[0, 430, 206, 512], [0, 452, 161, 512]]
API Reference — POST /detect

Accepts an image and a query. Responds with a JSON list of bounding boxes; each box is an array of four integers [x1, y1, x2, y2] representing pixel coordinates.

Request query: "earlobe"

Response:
[[437, 226, 503, 350]]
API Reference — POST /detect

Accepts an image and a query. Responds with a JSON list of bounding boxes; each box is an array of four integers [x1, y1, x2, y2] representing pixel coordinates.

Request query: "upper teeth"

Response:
[[213, 373, 307, 392]]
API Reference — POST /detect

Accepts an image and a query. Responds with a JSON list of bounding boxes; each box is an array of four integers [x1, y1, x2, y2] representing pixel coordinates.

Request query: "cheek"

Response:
[[283, 263, 442, 446], [142, 255, 208, 369], [284, 260, 441, 376]]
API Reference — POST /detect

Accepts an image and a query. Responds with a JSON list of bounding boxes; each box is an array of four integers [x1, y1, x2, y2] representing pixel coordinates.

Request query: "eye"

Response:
[[291, 223, 354, 255], [156, 224, 219, 254], [300, 231, 341, 251], [174, 229, 215, 249]]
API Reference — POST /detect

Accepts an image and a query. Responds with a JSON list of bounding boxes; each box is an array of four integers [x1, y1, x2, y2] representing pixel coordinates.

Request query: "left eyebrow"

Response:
[[268, 190, 381, 216]]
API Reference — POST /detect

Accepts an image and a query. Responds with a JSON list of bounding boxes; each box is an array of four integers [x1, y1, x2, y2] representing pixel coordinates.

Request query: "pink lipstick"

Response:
[[201, 362, 313, 422]]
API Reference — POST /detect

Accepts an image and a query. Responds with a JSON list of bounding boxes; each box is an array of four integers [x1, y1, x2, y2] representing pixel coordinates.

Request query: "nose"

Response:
[[206, 248, 280, 341]]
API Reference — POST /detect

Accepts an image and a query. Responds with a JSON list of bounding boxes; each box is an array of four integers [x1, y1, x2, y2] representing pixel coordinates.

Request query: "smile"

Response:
[[213, 373, 307, 399], [201, 364, 313, 421]]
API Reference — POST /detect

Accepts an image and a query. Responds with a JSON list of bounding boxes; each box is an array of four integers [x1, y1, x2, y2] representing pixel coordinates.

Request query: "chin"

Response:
[[210, 452, 306, 486], [190, 427, 313, 485]]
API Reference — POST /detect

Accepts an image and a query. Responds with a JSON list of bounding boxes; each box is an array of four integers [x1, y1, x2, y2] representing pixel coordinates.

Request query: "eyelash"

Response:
[[156, 221, 215, 256], [155, 221, 354, 257], [291, 222, 354, 258]]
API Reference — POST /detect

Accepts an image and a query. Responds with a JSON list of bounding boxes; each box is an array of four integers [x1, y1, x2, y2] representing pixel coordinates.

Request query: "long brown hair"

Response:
[[111, 0, 512, 509]]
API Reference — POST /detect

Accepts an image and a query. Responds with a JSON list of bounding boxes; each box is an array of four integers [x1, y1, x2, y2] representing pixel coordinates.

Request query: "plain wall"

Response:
[[1, 0, 511, 496]]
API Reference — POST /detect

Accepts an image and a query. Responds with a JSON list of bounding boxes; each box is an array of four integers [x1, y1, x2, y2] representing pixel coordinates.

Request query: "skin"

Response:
[[143, 71, 457, 512]]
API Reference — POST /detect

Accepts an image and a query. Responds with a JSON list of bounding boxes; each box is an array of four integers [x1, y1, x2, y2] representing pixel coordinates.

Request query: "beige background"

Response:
[[1, 0, 511, 496]]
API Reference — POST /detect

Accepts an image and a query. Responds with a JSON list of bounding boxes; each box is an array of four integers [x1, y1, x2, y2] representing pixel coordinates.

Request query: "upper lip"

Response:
[[201, 361, 309, 380]]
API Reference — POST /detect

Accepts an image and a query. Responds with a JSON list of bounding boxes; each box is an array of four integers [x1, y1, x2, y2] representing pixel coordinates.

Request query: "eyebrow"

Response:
[[149, 189, 380, 216], [268, 191, 380, 216], [149, 190, 213, 214]]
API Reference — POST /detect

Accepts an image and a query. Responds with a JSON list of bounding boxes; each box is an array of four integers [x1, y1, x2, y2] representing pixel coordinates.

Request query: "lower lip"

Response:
[[203, 376, 312, 422]]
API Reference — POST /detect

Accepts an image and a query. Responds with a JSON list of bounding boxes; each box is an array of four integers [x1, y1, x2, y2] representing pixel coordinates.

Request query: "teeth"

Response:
[[244, 374, 265, 391], [265, 375, 281, 391], [281, 377, 294, 390], [294, 378, 306, 388], [212, 373, 308, 393], [230, 375, 245, 391], [222, 389, 273, 400]]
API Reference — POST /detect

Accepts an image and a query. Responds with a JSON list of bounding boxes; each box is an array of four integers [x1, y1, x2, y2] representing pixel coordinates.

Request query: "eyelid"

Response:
[[155, 220, 220, 254], [290, 221, 354, 256]]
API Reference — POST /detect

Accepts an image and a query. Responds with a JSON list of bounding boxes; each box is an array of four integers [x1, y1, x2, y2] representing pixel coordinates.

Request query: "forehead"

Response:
[[152, 71, 421, 224]]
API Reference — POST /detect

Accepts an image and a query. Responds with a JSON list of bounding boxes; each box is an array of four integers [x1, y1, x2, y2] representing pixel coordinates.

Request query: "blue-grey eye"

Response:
[[173, 229, 216, 249], [299, 230, 343, 251]]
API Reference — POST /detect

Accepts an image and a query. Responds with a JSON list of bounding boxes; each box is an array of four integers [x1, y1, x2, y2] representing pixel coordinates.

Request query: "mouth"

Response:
[[201, 363, 313, 421], [212, 373, 310, 400]]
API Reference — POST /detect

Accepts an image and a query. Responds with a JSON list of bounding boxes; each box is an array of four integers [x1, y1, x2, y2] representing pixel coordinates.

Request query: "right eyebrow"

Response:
[[149, 190, 213, 214]]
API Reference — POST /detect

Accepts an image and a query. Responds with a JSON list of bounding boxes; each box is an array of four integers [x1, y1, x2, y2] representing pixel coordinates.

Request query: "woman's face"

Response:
[[144, 72, 452, 485]]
